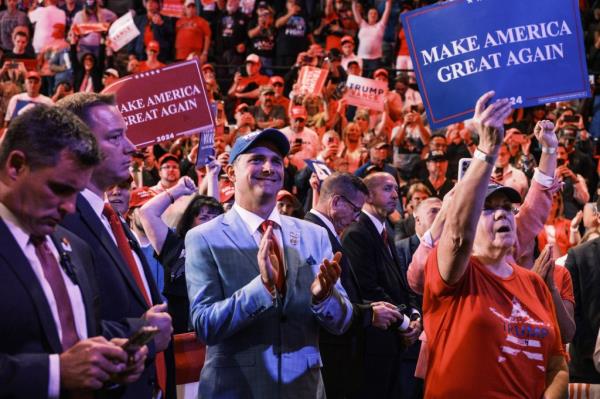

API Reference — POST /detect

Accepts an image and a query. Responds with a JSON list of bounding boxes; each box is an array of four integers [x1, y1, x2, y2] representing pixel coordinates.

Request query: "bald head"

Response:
[[363, 172, 394, 194]]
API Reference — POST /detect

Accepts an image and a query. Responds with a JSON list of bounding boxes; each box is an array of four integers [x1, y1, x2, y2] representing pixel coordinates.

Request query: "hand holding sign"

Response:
[[402, 0, 590, 128]]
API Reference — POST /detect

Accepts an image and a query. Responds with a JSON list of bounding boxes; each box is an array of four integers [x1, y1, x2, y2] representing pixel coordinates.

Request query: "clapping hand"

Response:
[[311, 252, 342, 303], [257, 224, 281, 291], [532, 244, 556, 291]]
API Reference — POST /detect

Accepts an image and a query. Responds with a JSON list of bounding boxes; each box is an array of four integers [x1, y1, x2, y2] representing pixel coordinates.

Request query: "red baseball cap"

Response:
[[26, 70, 41, 80], [290, 105, 307, 120], [341, 35, 354, 45], [129, 186, 156, 209], [373, 68, 389, 79]]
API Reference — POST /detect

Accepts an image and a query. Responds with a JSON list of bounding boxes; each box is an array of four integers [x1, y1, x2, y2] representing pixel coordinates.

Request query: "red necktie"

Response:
[[102, 204, 167, 393], [382, 227, 392, 256], [381, 227, 388, 244], [103, 204, 151, 306], [31, 236, 79, 350], [260, 220, 285, 295]]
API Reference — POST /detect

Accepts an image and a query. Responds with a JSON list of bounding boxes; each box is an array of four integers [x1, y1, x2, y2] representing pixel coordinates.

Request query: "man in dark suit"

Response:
[[305, 172, 402, 399], [57, 93, 175, 398], [342, 171, 422, 398], [0, 105, 146, 397], [566, 196, 600, 384]]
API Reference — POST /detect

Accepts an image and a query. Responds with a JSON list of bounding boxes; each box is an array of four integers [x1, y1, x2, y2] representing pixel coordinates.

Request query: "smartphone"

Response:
[[294, 138, 303, 145], [557, 158, 566, 167], [457, 158, 471, 181], [410, 105, 419, 113], [563, 115, 580, 123], [121, 326, 159, 354]]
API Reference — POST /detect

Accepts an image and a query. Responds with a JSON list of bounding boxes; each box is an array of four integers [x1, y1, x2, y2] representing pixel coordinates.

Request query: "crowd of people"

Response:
[[1, 0, 600, 398]]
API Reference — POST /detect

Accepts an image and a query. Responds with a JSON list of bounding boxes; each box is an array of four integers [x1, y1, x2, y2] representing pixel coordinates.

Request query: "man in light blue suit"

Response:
[[185, 128, 353, 398]]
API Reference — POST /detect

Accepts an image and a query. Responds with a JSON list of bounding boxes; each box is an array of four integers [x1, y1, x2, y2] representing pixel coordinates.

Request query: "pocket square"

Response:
[[306, 256, 316, 266]]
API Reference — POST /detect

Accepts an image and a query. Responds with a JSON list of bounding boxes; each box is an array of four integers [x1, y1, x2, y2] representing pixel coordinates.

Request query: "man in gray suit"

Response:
[[185, 128, 353, 398]]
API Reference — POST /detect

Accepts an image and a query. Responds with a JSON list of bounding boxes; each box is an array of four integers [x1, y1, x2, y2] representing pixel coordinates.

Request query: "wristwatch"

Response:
[[473, 148, 495, 165]]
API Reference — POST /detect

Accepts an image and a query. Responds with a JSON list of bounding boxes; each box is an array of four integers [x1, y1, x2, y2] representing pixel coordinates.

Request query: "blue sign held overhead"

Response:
[[401, 0, 590, 129]]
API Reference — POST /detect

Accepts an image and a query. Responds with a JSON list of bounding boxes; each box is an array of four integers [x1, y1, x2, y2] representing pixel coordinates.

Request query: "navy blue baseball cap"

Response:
[[228, 128, 290, 164], [485, 183, 522, 203]]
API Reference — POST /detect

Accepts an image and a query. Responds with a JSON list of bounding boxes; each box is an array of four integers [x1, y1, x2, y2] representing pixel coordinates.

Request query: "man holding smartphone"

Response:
[[281, 105, 320, 170], [0, 105, 147, 397]]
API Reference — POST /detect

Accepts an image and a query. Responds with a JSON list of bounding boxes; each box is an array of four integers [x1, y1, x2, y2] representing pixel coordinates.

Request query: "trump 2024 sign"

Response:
[[401, 0, 590, 129], [102, 58, 214, 148]]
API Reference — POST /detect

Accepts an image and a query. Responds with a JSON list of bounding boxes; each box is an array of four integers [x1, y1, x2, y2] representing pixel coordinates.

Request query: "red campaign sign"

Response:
[[102, 58, 214, 148], [343, 75, 388, 112], [161, 0, 183, 18], [72, 22, 110, 35], [297, 66, 329, 95]]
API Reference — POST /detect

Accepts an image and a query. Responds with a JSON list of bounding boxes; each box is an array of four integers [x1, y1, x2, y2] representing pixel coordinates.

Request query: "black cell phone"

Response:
[[327, 137, 334, 143], [121, 326, 159, 353], [410, 105, 419, 113], [295, 138, 303, 145], [563, 115, 579, 123], [557, 158, 566, 167]]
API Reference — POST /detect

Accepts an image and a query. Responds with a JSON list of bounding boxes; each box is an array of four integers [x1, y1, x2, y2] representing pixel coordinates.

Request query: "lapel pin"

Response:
[[306, 255, 316, 266], [289, 231, 300, 246], [61, 237, 72, 252]]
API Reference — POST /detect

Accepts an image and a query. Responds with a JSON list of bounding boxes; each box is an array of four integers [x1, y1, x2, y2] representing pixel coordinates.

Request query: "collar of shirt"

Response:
[[362, 209, 385, 235], [81, 188, 106, 220], [0, 201, 34, 250], [233, 203, 282, 236], [309, 208, 339, 242]]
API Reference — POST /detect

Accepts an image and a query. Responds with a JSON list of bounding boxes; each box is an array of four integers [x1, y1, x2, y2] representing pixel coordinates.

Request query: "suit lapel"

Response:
[[280, 216, 302, 307], [76, 196, 149, 308], [305, 212, 363, 302], [361, 214, 403, 282], [221, 209, 260, 273], [49, 229, 97, 337], [121, 221, 161, 304], [0, 219, 62, 353]]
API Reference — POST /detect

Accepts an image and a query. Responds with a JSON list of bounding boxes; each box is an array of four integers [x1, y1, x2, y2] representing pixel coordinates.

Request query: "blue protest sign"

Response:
[[195, 102, 217, 168], [304, 159, 332, 181], [401, 0, 590, 129]]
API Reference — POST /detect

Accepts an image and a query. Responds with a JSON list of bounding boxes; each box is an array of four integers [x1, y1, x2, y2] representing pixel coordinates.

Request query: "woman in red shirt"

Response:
[[424, 92, 568, 399]]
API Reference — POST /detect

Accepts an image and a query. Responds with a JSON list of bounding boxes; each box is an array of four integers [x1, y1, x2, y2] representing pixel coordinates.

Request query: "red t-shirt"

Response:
[[175, 15, 211, 60], [553, 264, 574, 304], [423, 247, 564, 399]]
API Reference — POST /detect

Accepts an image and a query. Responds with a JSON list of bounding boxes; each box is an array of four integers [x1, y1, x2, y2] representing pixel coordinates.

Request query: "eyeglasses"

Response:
[[482, 204, 519, 215], [338, 194, 362, 216], [293, 118, 306, 123], [272, 82, 283, 87]]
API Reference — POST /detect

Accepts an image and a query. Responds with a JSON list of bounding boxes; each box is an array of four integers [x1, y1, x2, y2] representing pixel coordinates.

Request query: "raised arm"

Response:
[[351, 0, 363, 26], [380, 0, 392, 26], [514, 120, 559, 267], [437, 92, 512, 285], [139, 177, 196, 254]]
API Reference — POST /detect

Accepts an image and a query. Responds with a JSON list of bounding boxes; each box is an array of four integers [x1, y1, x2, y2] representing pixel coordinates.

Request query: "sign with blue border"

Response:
[[401, 0, 590, 129]]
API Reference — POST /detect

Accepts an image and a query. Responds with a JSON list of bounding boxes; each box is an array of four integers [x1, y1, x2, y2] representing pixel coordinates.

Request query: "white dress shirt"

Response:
[[309, 209, 340, 243], [233, 203, 287, 275], [81, 189, 153, 303], [0, 203, 88, 398]]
